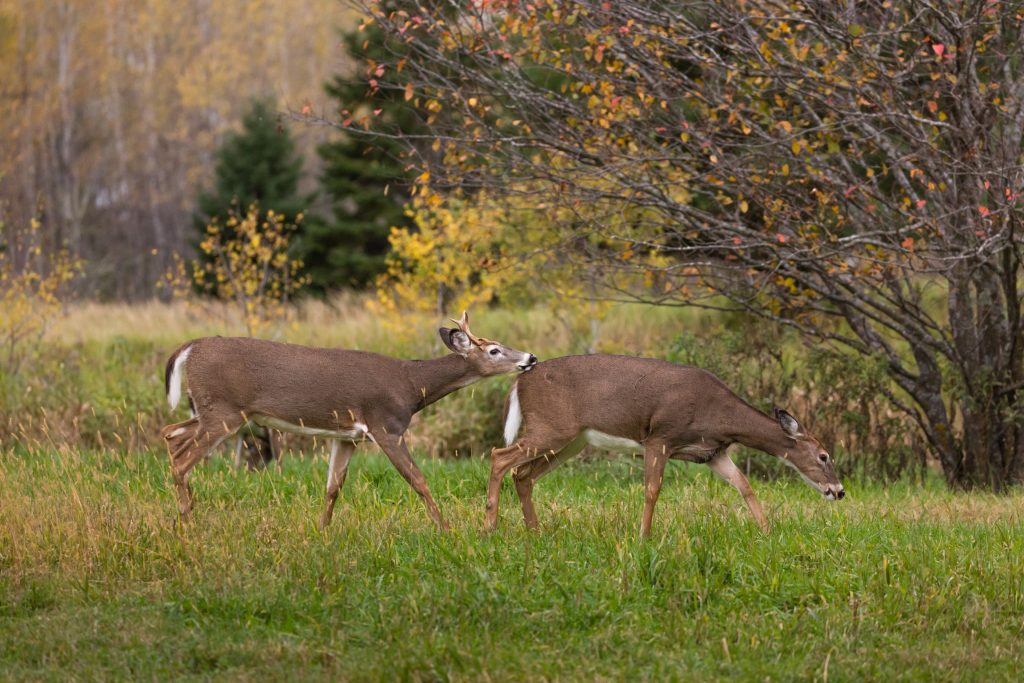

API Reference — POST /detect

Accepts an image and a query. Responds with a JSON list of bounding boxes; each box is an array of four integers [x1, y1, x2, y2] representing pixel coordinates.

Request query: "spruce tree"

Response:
[[196, 98, 310, 238], [301, 5, 423, 291]]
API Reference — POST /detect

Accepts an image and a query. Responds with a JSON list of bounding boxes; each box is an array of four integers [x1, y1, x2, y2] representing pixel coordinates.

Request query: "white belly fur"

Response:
[[583, 429, 643, 454], [252, 415, 371, 441]]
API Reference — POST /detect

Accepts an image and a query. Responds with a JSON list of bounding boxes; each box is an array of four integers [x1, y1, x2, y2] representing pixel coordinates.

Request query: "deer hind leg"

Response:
[[708, 451, 769, 533], [512, 433, 587, 530], [320, 439, 355, 530], [161, 412, 242, 519], [487, 433, 576, 532]]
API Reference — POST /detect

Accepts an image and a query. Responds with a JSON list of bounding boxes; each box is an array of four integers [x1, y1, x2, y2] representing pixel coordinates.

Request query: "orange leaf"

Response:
[[404, 82, 414, 101], [901, 237, 914, 249]]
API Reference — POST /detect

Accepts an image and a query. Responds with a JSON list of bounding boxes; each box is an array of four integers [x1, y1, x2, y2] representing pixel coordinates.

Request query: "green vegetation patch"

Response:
[[2, 449, 1022, 681]]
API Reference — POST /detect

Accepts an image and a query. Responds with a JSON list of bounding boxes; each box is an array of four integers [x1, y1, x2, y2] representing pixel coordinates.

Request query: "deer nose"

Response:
[[528, 354, 537, 365], [837, 488, 846, 500]]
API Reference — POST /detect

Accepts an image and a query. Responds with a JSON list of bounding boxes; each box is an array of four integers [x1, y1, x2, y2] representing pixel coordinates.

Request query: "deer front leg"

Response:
[[708, 451, 769, 533], [320, 439, 355, 529], [640, 442, 670, 539], [374, 432, 448, 531]]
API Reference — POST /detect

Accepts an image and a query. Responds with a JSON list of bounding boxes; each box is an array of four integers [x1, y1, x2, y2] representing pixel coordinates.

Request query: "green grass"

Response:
[[2, 448, 1022, 681]]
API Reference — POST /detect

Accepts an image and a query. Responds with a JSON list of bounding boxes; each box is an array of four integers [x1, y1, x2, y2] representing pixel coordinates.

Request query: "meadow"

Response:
[[2, 448, 1023, 681], [1, 300, 1020, 681]]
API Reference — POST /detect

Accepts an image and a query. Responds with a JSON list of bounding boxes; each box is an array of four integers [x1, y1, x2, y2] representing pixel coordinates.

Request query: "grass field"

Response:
[[2, 446, 1022, 681]]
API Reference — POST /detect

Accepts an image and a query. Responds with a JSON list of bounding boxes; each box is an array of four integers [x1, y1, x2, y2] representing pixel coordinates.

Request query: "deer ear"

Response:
[[438, 327, 472, 355], [774, 408, 801, 437]]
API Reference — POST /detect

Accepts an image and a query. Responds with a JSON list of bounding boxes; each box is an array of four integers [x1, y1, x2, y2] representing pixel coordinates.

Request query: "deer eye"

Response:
[[818, 453, 829, 464], [489, 348, 501, 356]]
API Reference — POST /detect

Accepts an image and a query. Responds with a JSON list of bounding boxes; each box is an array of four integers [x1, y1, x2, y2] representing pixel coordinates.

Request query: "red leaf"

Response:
[[901, 237, 914, 249], [932, 43, 944, 57], [916, 199, 927, 208], [978, 206, 990, 217], [776, 233, 787, 243], [373, 108, 383, 116]]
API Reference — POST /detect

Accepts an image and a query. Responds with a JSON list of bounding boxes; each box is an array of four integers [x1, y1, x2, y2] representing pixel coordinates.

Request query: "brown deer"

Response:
[[161, 312, 536, 529], [487, 354, 844, 537]]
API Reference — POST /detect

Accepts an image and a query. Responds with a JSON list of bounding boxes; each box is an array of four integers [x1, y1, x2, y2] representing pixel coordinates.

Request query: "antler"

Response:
[[449, 310, 491, 346]]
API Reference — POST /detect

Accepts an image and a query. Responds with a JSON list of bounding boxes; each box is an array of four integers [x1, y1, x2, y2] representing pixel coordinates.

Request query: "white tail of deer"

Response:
[[161, 311, 536, 529], [487, 354, 844, 537]]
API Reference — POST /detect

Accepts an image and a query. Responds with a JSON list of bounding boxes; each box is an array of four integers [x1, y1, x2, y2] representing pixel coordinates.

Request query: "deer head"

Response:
[[438, 311, 537, 376], [774, 408, 845, 500]]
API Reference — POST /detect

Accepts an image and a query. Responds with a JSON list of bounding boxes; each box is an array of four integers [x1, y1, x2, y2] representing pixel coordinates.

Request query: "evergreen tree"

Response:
[[300, 4, 424, 291], [196, 98, 310, 237]]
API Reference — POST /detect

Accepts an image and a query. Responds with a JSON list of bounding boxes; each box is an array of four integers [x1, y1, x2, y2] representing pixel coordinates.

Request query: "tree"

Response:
[[163, 202, 307, 335], [301, 2, 425, 291], [196, 98, 309, 235], [0, 0, 347, 299], [362, 0, 1024, 490]]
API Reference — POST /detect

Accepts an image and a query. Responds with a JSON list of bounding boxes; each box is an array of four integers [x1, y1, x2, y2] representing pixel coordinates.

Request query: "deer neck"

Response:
[[404, 354, 481, 411], [730, 404, 796, 459]]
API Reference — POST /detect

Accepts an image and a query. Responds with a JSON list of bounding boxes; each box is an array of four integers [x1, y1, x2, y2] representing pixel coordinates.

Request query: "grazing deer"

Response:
[[488, 355, 844, 536], [232, 423, 279, 471], [161, 312, 536, 529]]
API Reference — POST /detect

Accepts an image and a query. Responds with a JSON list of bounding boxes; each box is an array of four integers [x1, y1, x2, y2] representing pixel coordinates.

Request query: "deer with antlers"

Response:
[[161, 312, 536, 529], [488, 354, 844, 536]]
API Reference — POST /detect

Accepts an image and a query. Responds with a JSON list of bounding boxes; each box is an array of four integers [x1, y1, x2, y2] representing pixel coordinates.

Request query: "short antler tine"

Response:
[[449, 310, 470, 332], [448, 310, 483, 345]]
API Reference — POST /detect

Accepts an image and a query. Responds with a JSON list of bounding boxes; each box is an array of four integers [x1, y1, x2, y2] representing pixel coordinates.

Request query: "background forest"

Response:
[[0, 0, 374, 298]]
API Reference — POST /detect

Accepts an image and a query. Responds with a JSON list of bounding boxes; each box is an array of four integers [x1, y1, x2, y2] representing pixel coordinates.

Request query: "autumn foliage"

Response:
[[361, 1, 1024, 489], [162, 204, 308, 336], [0, 217, 81, 374]]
